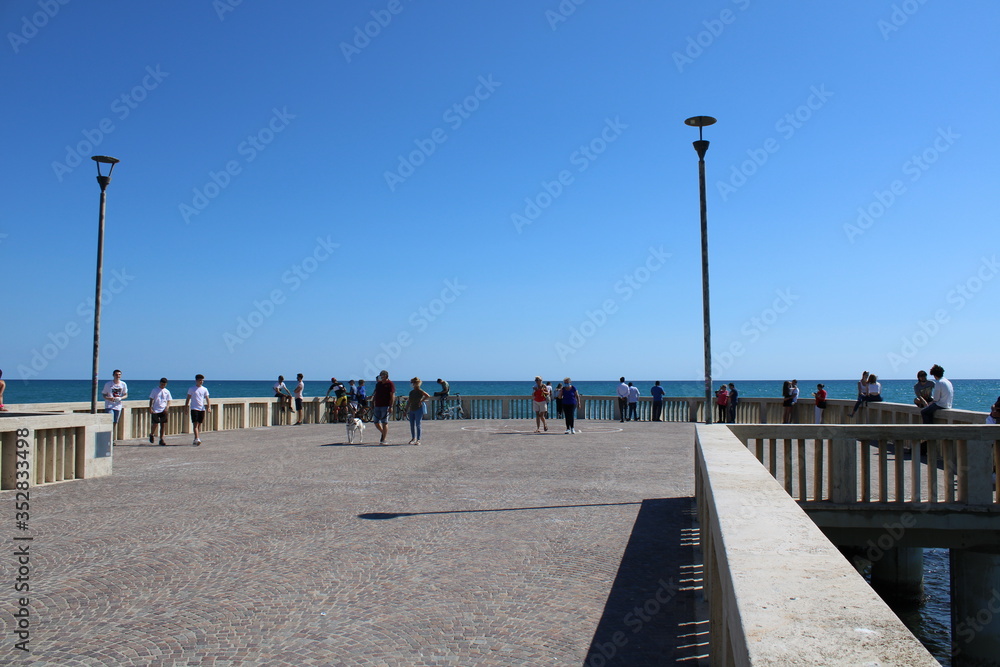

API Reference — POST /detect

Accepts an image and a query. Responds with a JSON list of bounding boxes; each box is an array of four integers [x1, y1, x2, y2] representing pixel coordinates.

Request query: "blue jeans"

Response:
[[408, 410, 423, 440], [106, 407, 122, 424]]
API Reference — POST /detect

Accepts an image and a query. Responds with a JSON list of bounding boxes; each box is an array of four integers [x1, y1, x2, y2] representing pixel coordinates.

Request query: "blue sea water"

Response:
[[9, 377, 1000, 412]]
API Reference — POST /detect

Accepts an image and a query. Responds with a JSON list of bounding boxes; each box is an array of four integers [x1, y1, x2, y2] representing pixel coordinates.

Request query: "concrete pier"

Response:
[[951, 546, 1000, 667], [871, 547, 925, 602]]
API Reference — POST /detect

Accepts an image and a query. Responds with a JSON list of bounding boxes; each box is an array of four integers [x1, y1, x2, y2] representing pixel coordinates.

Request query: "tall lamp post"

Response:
[[90, 155, 120, 414], [684, 116, 716, 424]]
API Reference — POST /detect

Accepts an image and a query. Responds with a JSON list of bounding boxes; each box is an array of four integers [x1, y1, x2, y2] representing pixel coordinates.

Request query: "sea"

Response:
[[8, 377, 1000, 412], [12, 377, 995, 664]]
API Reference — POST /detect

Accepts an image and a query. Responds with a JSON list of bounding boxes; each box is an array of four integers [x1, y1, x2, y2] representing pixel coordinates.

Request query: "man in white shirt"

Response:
[[148, 378, 172, 446], [102, 369, 128, 440], [293, 373, 305, 425], [185, 374, 211, 446], [920, 364, 953, 424], [616, 377, 629, 423], [626, 382, 640, 421]]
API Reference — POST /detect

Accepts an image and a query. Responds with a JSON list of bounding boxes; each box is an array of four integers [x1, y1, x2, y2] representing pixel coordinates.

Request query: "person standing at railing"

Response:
[[558, 379, 580, 434], [650, 381, 665, 422], [554, 383, 564, 419], [616, 377, 629, 423], [531, 376, 550, 433], [727, 383, 739, 423], [812, 383, 827, 424], [986, 397, 1000, 424], [913, 370, 935, 408], [627, 382, 640, 421], [920, 364, 953, 423], [293, 373, 305, 426], [714, 384, 729, 424], [0, 368, 7, 411]]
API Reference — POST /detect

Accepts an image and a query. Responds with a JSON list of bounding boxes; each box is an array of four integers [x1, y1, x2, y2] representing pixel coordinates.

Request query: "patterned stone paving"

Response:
[[2, 419, 706, 666]]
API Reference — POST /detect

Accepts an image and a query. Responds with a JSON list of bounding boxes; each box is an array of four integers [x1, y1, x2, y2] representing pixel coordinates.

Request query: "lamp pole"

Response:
[[684, 116, 716, 424], [90, 156, 119, 414]]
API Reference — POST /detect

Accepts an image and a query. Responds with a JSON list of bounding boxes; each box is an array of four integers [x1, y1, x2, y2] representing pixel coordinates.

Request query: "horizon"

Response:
[[4, 3, 999, 381]]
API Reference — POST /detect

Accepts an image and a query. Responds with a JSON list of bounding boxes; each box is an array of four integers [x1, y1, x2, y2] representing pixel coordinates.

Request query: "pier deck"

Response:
[[3, 420, 706, 666]]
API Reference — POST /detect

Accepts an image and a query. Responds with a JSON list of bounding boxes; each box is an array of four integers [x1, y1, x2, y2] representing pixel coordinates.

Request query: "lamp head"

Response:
[[91, 155, 119, 189]]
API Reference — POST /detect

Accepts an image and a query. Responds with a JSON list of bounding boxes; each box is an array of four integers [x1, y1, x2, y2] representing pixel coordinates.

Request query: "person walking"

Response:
[[102, 369, 128, 441], [650, 381, 665, 422], [554, 383, 564, 419], [185, 374, 210, 446], [148, 377, 172, 446], [372, 370, 396, 445], [531, 376, 550, 433], [559, 378, 580, 434], [407, 377, 430, 445]]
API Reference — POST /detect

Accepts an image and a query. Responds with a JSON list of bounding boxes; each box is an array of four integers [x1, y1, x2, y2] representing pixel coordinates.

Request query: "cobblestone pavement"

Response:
[[3, 419, 707, 666]]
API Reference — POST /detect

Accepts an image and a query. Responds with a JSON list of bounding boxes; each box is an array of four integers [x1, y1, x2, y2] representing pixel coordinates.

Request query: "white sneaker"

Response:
[[572, 428, 577, 434], [193, 439, 201, 446], [564, 429, 571, 434]]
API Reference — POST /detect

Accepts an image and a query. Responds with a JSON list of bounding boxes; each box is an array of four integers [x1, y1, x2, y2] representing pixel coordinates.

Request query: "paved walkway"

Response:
[[4, 419, 707, 666]]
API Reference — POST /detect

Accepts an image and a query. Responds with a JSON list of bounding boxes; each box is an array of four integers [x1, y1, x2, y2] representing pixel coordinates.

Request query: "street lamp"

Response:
[[90, 155, 119, 414], [684, 116, 716, 424]]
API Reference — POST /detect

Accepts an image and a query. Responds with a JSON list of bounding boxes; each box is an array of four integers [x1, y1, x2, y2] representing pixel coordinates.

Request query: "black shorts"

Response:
[[782, 398, 793, 407], [295, 398, 303, 411], [151, 411, 168, 424], [190, 409, 206, 424]]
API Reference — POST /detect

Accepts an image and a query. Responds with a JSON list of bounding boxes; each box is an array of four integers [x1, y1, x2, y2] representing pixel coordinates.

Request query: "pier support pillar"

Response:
[[870, 547, 924, 602], [951, 546, 1000, 667]]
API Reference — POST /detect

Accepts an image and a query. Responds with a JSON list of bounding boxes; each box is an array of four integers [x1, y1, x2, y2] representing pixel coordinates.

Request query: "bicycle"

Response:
[[436, 394, 465, 420], [393, 396, 409, 421]]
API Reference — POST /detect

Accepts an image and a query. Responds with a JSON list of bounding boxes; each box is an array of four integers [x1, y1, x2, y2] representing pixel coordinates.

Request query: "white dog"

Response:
[[346, 417, 365, 444]]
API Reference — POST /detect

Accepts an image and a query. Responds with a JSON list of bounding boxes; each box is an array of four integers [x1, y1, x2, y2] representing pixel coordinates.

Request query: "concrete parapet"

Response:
[[0, 412, 112, 488], [695, 424, 938, 666]]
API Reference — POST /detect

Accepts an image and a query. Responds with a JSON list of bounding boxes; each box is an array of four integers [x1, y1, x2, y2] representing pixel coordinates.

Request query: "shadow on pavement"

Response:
[[583, 497, 707, 666]]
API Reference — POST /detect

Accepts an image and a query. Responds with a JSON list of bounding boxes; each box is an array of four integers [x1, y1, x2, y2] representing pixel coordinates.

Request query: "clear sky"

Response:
[[3, 1, 998, 383]]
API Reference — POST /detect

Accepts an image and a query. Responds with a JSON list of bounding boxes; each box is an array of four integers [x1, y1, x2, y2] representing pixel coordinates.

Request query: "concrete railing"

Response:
[[695, 424, 939, 666], [727, 424, 1000, 506], [0, 413, 113, 489]]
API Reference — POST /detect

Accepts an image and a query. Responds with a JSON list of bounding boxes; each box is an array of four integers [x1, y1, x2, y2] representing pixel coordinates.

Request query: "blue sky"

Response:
[[3, 1, 998, 383]]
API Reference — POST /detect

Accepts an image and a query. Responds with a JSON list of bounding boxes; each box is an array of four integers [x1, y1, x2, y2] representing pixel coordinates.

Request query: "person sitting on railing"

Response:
[[848, 371, 869, 417], [985, 396, 999, 424], [920, 364, 954, 424], [913, 369, 935, 408], [864, 374, 883, 405]]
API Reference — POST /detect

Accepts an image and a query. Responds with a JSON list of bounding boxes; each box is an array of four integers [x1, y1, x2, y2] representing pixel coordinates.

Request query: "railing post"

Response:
[[829, 437, 857, 504], [961, 440, 995, 505]]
